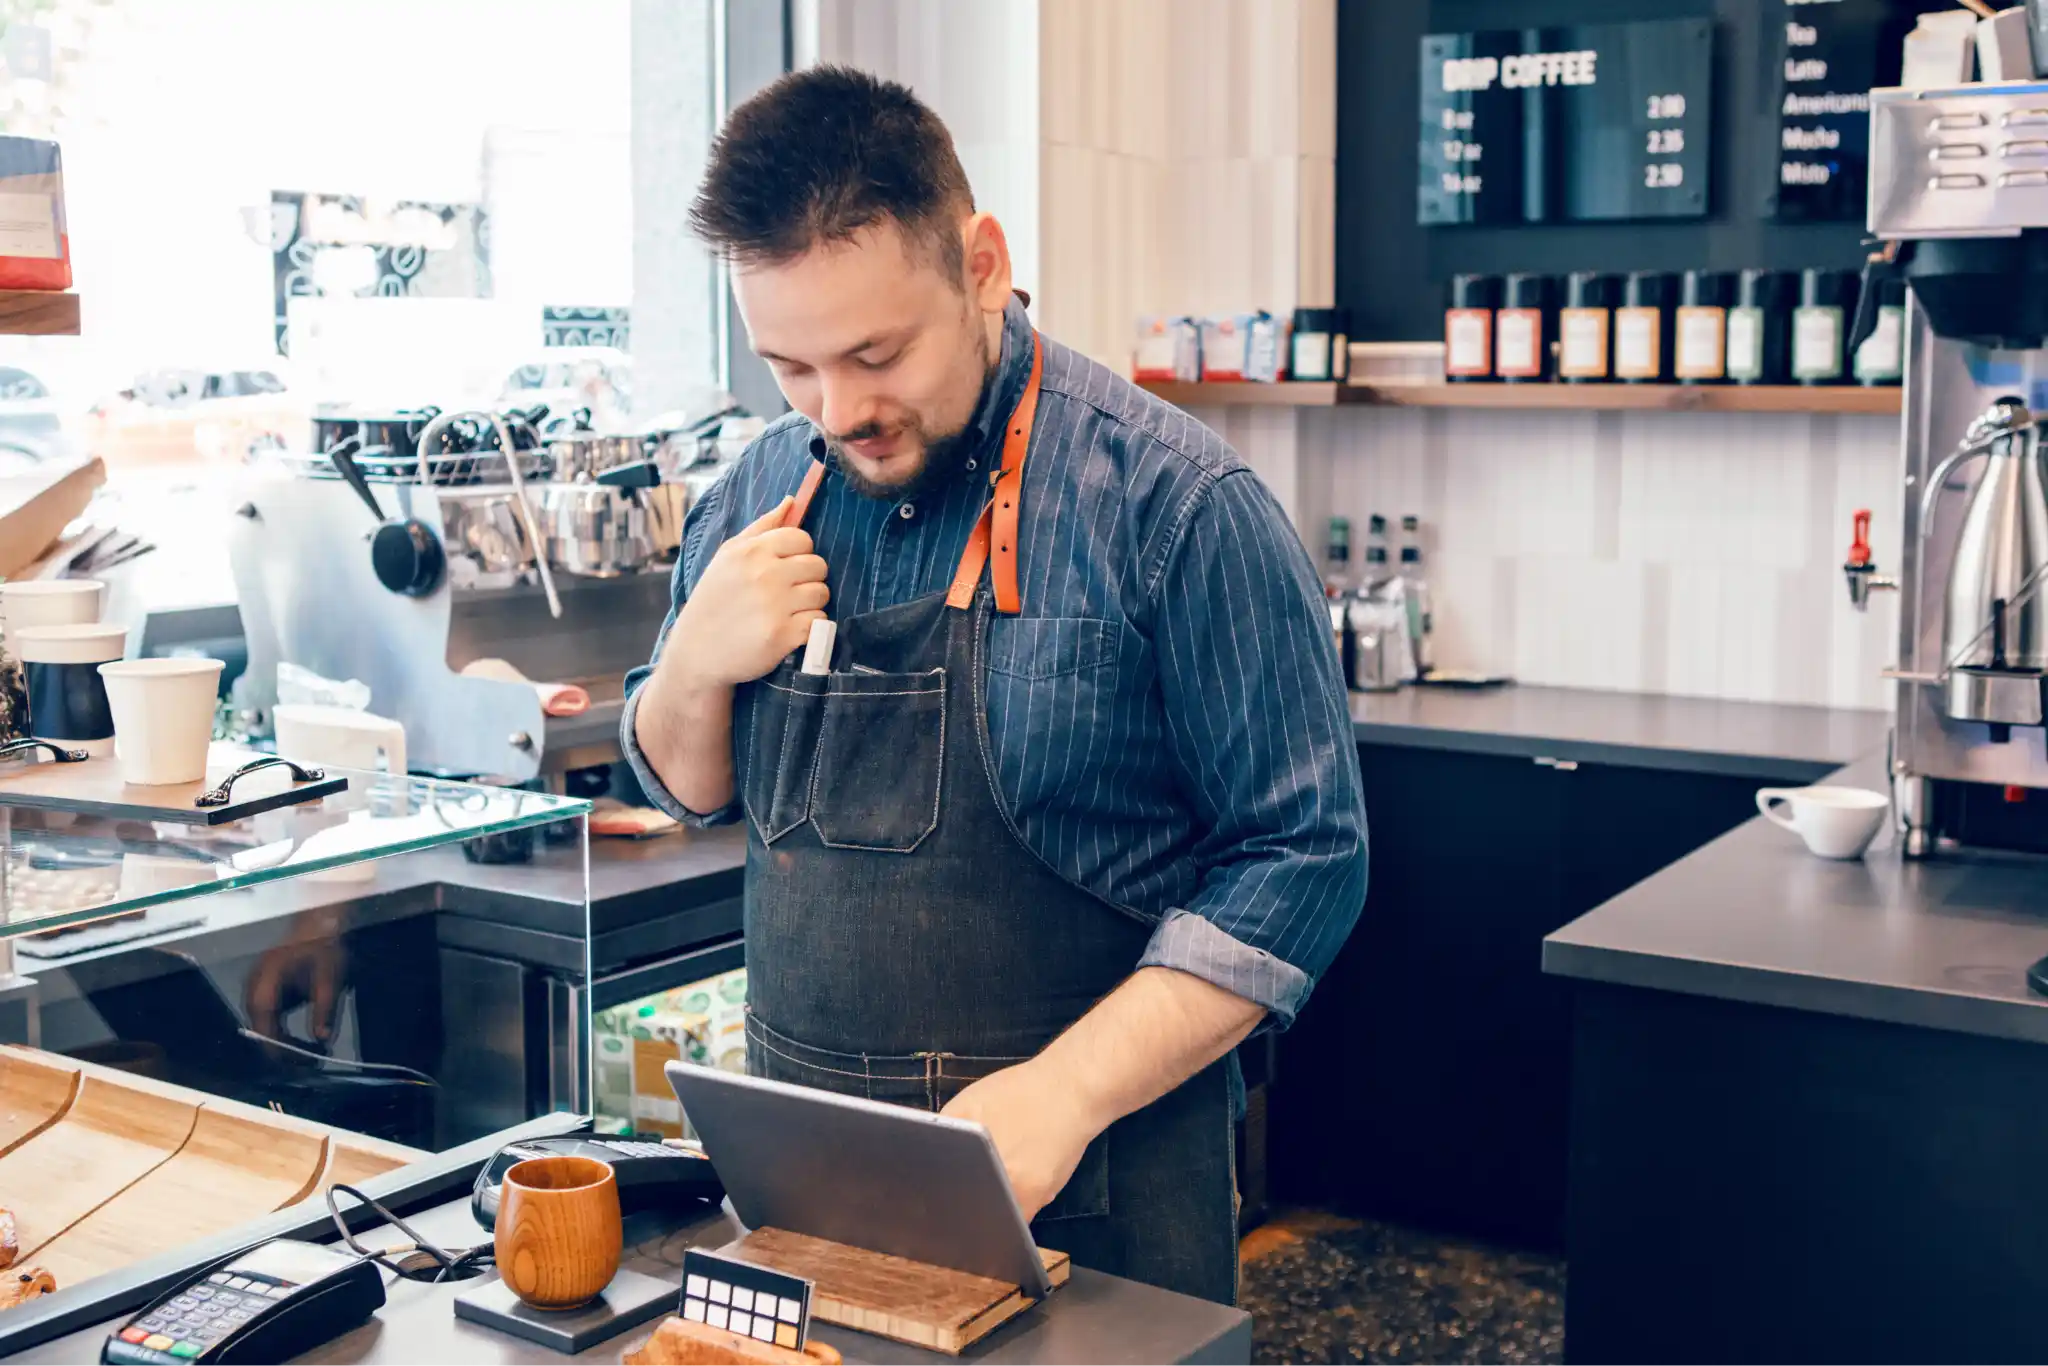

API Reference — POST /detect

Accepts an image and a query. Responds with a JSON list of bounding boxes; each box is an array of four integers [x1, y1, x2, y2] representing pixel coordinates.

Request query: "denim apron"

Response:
[[736, 334, 1239, 1305]]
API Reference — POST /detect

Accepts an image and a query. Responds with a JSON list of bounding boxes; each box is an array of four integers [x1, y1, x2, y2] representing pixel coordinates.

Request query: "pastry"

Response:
[[0, 1207, 16, 1269], [0, 1267, 54, 1310]]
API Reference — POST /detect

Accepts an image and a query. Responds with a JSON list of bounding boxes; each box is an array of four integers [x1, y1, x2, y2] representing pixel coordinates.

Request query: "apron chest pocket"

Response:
[[744, 666, 828, 844], [809, 668, 946, 853]]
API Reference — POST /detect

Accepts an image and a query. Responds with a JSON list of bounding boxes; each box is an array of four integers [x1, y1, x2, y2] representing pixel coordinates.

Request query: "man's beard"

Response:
[[826, 327, 995, 502], [828, 419, 982, 502]]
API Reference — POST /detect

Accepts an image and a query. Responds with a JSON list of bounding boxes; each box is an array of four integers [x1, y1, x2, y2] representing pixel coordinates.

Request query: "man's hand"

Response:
[[943, 968, 1267, 1220], [940, 1057, 1099, 1222], [246, 938, 346, 1045], [665, 496, 830, 690]]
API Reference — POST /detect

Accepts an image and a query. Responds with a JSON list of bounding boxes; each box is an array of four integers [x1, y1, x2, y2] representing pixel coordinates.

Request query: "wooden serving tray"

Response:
[[0, 1049, 79, 1154], [0, 1075, 197, 1261], [37, 1108, 328, 1287], [0, 755, 346, 825], [0, 1047, 422, 1288], [627, 1315, 843, 1364], [726, 1227, 1070, 1356]]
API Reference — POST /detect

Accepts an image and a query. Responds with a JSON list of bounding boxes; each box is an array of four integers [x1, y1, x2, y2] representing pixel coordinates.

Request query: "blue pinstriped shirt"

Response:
[[623, 297, 1366, 1024]]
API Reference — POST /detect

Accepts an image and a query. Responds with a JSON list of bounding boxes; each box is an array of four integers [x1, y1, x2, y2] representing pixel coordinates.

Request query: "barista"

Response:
[[625, 67, 1367, 1305]]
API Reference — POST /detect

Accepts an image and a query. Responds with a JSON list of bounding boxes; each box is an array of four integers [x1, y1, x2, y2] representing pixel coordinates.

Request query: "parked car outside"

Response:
[[83, 366, 309, 470], [0, 365, 69, 474]]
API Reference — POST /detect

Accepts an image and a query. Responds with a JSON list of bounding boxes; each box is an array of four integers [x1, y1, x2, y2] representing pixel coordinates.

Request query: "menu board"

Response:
[[1770, 0, 1956, 221], [1418, 19, 1714, 226], [1771, 0, 1885, 221]]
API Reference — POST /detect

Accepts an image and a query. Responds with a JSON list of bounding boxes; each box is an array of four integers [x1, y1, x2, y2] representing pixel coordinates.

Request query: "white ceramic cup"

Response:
[[272, 704, 407, 778], [1756, 784, 1890, 860], [97, 658, 225, 786], [0, 579, 105, 631]]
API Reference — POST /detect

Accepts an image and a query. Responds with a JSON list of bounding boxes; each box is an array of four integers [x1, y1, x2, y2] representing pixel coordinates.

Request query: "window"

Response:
[[0, 0, 722, 608]]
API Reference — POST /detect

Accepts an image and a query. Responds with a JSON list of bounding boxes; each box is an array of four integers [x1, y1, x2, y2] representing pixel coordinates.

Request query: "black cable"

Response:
[[325, 1183, 493, 1284]]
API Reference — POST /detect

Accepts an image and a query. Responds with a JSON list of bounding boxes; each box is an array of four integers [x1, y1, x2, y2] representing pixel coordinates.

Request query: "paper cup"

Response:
[[0, 579, 106, 631], [15, 624, 127, 758], [98, 658, 225, 787]]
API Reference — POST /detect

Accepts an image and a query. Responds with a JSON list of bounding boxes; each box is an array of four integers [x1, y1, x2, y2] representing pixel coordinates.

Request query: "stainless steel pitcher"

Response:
[[1921, 397, 2048, 726]]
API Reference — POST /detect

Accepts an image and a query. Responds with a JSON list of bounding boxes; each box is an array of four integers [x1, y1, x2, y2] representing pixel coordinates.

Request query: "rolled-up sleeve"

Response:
[[1136, 468, 1368, 1027], [620, 474, 743, 827]]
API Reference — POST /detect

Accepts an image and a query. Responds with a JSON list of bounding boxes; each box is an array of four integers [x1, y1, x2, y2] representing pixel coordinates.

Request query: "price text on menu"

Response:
[[1417, 18, 1714, 226]]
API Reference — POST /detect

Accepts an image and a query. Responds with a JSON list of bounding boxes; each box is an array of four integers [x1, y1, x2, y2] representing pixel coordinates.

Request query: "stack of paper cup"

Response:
[[0, 580, 106, 633], [1, 579, 114, 753], [1, 579, 229, 787], [14, 623, 128, 757]]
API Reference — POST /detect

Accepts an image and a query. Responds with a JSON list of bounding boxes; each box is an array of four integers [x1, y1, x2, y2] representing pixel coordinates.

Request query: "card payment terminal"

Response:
[[101, 1239, 384, 1364]]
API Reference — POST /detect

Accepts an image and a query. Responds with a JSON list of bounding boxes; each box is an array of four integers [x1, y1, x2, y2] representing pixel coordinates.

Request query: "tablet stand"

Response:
[[725, 1227, 1070, 1354]]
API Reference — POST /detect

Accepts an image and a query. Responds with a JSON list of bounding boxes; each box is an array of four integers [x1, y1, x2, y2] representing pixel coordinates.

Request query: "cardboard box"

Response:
[[0, 137, 71, 291]]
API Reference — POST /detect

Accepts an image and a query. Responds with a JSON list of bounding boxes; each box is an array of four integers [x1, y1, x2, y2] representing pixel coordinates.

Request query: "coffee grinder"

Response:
[[1846, 80, 2048, 861]]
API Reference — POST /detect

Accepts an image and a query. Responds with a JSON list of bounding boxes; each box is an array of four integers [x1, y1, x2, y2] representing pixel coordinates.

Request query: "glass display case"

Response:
[[592, 964, 748, 1141], [0, 758, 589, 1351]]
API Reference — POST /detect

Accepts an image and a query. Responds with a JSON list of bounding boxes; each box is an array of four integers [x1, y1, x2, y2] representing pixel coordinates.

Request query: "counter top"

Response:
[[1544, 752, 2048, 1047], [9, 1197, 1252, 1365], [1352, 685, 1889, 781]]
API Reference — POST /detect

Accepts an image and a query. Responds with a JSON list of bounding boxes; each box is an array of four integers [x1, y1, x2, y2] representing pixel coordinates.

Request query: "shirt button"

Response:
[[966, 458, 978, 471], [898, 503, 916, 520]]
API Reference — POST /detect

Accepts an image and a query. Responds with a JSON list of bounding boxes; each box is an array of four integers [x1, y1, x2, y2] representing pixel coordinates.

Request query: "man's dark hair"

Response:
[[690, 66, 974, 278]]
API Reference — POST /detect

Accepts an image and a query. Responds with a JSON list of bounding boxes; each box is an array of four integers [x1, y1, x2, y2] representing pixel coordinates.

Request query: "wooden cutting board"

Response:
[[0, 458, 103, 580], [726, 1227, 1070, 1355], [0, 755, 345, 825], [36, 1108, 329, 1287]]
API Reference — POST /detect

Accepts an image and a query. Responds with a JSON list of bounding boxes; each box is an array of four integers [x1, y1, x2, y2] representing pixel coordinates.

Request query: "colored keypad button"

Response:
[[142, 1335, 175, 1351], [170, 1344, 202, 1359], [120, 1328, 150, 1343]]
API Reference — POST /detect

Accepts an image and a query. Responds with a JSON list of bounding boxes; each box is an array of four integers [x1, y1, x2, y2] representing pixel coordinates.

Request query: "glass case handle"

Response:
[[194, 755, 327, 808]]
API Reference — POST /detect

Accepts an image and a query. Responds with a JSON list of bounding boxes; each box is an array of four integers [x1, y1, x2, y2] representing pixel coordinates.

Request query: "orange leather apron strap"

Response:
[[781, 460, 828, 530], [947, 334, 1043, 613]]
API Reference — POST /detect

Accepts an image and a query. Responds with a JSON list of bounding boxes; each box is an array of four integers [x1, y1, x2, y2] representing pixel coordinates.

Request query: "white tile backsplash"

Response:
[[1279, 406, 1902, 710]]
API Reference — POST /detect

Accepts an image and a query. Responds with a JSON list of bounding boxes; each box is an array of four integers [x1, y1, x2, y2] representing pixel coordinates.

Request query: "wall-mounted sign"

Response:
[[1418, 18, 1714, 226], [1769, 0, 1957, 221], [1770, 0, 1885, 220]]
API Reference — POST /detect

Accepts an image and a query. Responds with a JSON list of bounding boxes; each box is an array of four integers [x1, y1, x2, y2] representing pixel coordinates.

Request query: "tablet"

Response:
[[665, 1062, 1054, 1298]]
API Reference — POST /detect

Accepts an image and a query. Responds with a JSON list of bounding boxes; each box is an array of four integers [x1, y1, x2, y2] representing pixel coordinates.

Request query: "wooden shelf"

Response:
[[1137, 380, 1353, 407], [0, 290, 80, 336], [1137, 378, 1901, 417]]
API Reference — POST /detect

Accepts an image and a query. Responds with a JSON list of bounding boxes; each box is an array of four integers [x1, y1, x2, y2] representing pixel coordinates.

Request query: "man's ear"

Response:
[[961, 212, 1014, 315]]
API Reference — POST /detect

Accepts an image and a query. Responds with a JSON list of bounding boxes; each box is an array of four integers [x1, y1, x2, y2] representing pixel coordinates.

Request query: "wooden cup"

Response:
[[494, 1155, 622, 1310]]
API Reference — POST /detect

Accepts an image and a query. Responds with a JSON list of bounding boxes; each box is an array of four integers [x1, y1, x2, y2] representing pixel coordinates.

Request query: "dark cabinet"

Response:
[[1274, 742, 1818, 1251]]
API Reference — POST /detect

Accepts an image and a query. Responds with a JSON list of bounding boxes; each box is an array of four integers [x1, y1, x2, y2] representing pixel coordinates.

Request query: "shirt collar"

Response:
[[804, 292, 1035, 482]]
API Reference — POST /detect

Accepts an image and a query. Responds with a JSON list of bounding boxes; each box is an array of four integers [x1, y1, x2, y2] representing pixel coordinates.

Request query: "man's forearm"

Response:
[[633, 665, 739, 816], [1039, 966, 1265, 1134]]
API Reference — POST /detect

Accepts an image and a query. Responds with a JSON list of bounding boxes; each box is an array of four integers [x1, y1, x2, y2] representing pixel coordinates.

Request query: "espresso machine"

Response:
[[1847, 80, 2048, 858], [228, 408, 735, 783]]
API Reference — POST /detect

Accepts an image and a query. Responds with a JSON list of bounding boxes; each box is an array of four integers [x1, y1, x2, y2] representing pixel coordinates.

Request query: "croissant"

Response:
[[0, 1208, 15, 1270], [0, 1267, 54, 1310]]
